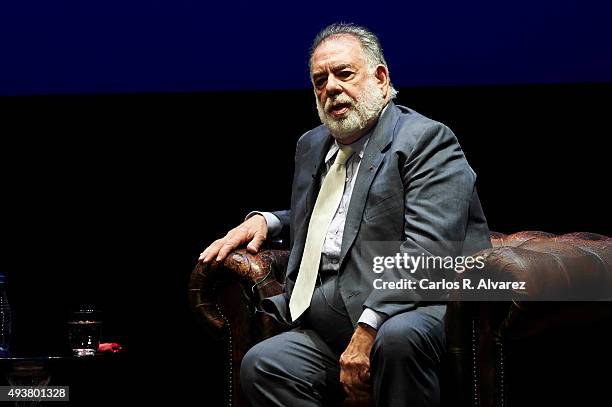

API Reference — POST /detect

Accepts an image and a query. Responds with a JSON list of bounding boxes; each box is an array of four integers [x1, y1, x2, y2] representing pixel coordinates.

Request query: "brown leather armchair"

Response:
[[189, 231, 612, 407]]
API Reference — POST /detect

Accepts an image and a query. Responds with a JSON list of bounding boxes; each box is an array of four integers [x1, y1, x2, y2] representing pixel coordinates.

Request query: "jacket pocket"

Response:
[[364, 191, 403, 221]]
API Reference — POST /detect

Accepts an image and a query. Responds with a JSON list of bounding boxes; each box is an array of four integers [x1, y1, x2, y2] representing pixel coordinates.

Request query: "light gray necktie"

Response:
[[289, 145, 352, 321]]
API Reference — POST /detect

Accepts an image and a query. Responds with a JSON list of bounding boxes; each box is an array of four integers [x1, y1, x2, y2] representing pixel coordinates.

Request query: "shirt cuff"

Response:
[[358, 308, 387, 331], [245, 211, 282, 238]]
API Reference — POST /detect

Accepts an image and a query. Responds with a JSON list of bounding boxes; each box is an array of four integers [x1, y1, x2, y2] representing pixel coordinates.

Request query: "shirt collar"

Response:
[[324, 133, 369, 165]]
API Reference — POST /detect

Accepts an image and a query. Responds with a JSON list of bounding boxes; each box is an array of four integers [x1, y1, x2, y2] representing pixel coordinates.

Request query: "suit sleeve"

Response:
[[270, 210, 290, 231], [268, 130, 311, 248], [257, 132, 307, 326], [363, 122, 476, 317]]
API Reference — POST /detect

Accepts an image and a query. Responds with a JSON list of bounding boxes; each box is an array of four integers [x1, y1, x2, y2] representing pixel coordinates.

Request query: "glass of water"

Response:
[[67, 306, 101, 357]]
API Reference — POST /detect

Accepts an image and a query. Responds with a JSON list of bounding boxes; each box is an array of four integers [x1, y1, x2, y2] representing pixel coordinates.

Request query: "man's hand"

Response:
[[198, 214, 268, 263], [340, 323, 377, 400]]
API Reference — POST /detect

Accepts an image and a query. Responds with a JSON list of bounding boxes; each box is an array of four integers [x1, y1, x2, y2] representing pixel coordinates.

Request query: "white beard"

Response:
[[316, 79, 386, 141]]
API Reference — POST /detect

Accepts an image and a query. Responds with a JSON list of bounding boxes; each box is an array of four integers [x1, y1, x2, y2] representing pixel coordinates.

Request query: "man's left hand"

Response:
[[340, 323, 377, 400]]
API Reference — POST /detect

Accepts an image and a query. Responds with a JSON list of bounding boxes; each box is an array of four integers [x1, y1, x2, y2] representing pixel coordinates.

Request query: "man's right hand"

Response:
[[198, 214, 268, 263]]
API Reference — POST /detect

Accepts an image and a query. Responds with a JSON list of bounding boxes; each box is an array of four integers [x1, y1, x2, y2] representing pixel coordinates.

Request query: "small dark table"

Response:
[[0, 354, 123, 405]]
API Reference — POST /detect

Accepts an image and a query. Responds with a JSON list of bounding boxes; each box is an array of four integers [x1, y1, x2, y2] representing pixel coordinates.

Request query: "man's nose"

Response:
[[325, 75, 343, 97]]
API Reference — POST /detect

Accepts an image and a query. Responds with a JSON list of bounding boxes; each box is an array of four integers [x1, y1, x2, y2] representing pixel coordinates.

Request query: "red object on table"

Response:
[[98, 342, 123, 353]]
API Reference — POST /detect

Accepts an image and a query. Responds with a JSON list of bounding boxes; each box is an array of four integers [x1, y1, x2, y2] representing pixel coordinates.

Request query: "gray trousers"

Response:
[[241, 275, 446, 406]]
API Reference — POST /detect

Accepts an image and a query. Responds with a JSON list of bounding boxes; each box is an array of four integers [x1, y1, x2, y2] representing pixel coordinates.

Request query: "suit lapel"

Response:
[[294, 132, 333, 245], [306, 139, 330, 213], [339, 102, 399, 265]]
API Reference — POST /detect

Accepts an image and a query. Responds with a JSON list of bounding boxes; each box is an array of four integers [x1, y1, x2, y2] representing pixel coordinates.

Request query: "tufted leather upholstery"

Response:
[[446, 231, 612, 407], [189, 232, 612, 407]]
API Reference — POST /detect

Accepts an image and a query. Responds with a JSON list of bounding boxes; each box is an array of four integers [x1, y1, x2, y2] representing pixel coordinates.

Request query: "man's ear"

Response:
[[374, 65, 390, 97]]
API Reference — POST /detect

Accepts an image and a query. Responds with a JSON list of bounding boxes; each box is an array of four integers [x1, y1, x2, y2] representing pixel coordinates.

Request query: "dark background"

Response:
[[2, 0, 612, 95], [2, 83, 610, 404]]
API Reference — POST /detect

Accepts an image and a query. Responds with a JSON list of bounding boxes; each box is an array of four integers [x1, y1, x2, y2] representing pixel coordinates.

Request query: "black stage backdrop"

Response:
[[2, 83, 610, 404]]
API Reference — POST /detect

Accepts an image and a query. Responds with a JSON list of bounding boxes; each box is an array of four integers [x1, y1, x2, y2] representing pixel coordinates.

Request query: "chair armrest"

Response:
[[188, 248, 289, 406], [459, 237, 611, 335], [188, 248, 290, 341]]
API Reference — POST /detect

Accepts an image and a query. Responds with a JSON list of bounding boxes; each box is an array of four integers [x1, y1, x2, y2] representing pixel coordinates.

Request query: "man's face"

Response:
[[311, 35, 388, 143]]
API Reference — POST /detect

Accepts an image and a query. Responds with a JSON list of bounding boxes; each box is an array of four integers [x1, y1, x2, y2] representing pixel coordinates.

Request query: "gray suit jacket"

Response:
[[263, 102, 490, 327]]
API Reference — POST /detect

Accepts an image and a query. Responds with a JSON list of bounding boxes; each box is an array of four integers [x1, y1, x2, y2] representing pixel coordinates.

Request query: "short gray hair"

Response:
[[309, 23, 398, 99]]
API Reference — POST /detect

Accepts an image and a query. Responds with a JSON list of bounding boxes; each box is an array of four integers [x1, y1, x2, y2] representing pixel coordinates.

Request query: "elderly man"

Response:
[[200, 23, 490, 407]]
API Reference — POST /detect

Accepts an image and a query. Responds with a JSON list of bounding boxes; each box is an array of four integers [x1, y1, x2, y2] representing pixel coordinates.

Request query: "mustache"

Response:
[[324, 94, 355, 113]]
